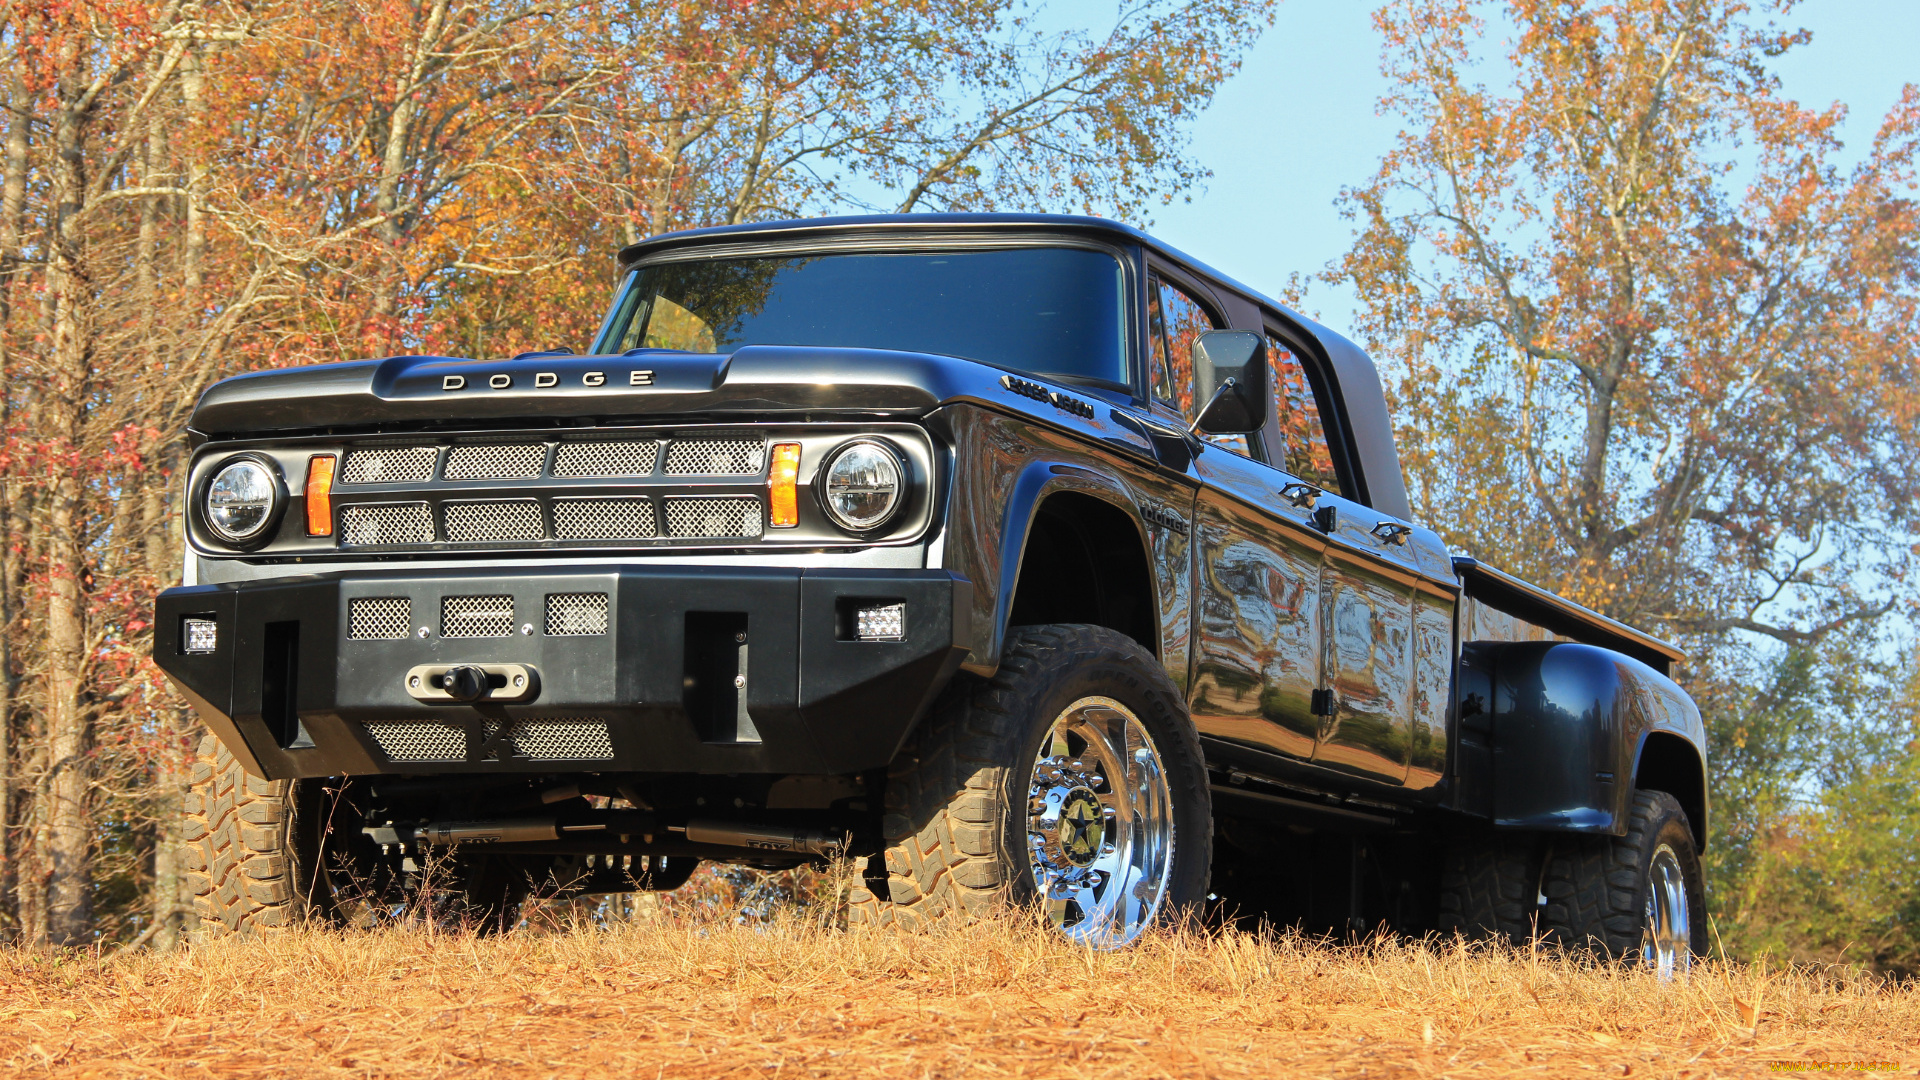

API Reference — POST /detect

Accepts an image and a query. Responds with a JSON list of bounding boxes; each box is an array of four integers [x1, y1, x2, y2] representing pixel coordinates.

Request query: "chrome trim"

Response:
[[1644, 842, 1692, 980], [1026, 695, 1175, 947]]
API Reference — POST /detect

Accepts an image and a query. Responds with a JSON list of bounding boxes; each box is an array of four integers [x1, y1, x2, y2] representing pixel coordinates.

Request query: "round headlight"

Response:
[[205, 459, 280, 543], [821, 441, 905, 533]]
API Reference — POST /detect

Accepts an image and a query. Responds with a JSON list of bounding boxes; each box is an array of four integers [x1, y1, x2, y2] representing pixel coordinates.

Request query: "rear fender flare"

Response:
[[1475, 641, 1706, 841]]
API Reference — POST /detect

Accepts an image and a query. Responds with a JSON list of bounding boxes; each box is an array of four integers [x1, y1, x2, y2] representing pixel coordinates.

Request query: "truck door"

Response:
[[1151, 272, 1327, 762], [1263, 333, 1424, 786]]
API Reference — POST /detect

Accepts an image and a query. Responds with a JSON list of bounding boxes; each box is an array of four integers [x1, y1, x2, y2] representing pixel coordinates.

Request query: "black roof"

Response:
[[618, 213, 1412, 520], [620, 212, 1281, 316]]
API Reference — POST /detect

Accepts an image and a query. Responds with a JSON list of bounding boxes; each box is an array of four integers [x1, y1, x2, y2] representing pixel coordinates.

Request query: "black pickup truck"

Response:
[[154, 214, 1707, 966]]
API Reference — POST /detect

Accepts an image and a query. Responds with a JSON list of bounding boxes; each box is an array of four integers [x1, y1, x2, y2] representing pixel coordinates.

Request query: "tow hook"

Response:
[[404, 662, 539, 703]]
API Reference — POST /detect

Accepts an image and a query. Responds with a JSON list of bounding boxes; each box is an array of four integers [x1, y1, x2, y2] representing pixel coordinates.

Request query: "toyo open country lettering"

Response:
[[155, 214, 1707, 965]]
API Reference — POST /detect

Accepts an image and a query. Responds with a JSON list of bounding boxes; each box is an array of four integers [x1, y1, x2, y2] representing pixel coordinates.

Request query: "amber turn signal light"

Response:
[[304, 454, 336, 536], [769, 443, 802, 528]]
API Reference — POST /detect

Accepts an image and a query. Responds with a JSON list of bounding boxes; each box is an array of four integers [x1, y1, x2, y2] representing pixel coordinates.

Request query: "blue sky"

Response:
[[1101, 0, 1920, 332]]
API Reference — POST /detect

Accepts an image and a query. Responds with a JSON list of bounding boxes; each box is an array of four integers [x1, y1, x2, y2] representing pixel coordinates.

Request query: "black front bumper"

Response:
[[154, 566, 971, 779]]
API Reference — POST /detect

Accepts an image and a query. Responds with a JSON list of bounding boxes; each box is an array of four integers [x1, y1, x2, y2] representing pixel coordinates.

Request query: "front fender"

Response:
[[930, 403, 1175, 677]]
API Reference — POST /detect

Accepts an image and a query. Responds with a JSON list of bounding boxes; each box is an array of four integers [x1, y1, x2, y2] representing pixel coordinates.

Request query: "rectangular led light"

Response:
[[855, 602, 905, 641], [768, 442, 802, 528], [182, 617, 218, 655], [305, 454, 337, 536]]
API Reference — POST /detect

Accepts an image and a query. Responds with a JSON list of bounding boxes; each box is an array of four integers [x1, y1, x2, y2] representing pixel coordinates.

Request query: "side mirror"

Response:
[[1190, 330, 1268, 436]]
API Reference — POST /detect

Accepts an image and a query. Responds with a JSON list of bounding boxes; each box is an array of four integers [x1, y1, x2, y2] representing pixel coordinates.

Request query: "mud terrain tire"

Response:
[[849, 624, 1210, 937], [183, 735, 528, 936], [1438, 830, 1543, 944], [1539, 789, 1707, 960], [183, 734, 312, 936]]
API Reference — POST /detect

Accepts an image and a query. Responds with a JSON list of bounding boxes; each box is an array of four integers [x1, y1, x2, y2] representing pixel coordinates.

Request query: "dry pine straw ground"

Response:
[[0, 913, 1914, 1079]]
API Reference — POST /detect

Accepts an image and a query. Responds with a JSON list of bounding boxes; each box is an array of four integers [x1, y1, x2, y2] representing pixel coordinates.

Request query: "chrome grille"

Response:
[[442, 595, 514, 638], [363, 721, 466, 763], [445, 501, 544, 543], [340, 503, 435, 546], [546, 593, 610, 636], [444, 444, 545, 481], [663, 496, 763, 539], [553, 440, 658, 478], [552, 498, 655, 540], [340, 447, 437, 484], [482, 718, 614, 761], [665, 438, 763, 475], [347, 598, 411, 640]]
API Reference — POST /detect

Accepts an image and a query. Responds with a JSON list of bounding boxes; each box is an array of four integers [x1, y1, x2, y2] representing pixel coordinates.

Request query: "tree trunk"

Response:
[[0, 54, 29, 942], [41, 56, 96, 948]]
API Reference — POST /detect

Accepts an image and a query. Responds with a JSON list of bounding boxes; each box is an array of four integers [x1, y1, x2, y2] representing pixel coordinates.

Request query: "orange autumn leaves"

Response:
[[1333, 0, 1920, 647]]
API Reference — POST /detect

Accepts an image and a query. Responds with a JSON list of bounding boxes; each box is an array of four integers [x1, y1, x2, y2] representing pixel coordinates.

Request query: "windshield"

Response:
[[593, 247, 1128, 387]]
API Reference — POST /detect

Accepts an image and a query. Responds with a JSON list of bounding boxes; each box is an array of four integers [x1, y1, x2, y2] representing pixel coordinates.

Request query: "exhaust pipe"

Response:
[[673, 819, 844, 857]]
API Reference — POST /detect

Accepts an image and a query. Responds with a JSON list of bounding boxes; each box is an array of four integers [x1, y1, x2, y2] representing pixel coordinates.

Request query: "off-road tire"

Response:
[[183, 734, 312, 936], [183, 735, 527, 935], [1538, 789, 1707, 959], [1437, 830, 1543, 943], [848, 623, 1211, 932]]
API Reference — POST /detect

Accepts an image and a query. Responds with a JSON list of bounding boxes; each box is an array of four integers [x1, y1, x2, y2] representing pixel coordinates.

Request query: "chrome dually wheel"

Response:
[[1644, 842, 1692, 979], [852, 625, 1210, 943], [1026, 696, 1175, 946]]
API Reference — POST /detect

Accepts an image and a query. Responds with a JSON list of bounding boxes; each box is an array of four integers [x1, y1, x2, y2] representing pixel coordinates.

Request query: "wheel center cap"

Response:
[[1058, 787, 1104, 868]]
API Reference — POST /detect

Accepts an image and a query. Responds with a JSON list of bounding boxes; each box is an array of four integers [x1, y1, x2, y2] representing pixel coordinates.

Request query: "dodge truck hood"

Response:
[[189, 346, 1041, 436]]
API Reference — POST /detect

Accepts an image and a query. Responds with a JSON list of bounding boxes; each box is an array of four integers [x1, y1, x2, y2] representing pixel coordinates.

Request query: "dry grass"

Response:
[[1, 909, 1914, 1078]]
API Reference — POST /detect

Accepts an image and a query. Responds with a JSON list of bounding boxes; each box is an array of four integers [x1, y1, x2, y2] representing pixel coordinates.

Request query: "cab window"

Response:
[[1266, 332, 1342, 494]]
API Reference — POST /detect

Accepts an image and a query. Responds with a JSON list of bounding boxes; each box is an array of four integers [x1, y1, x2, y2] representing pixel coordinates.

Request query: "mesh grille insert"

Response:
[[482, 718, 614, 761], [665, 438, 764, 476], [347, 597, 412, 640], [445, 501, 544, 543], [546, 593, 610, 636], [340, 447, 437, 484], [442, 595, 514, 638], [663, 496, 763, 539], [552, 498, 655, 540], [363, 721, 466, 763], [444, 444, 545, 481], [340, 503, 434, 546], [553, 441, 658, 478]]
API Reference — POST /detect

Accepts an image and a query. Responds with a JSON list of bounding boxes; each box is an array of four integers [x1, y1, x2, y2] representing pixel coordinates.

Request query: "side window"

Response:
[[1266, 333, 1342, 495], [1146, 275, 1248, 452]]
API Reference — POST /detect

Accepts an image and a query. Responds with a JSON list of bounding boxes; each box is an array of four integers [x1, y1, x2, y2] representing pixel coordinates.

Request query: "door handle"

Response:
[[1370, 521, 1412, 546], [1279, 481, 1321, 508]]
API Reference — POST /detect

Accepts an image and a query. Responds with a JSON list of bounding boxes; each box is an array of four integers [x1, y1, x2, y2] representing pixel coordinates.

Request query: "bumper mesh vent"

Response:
[[442, 595, 514, 638], [554, 440, 658, 478], [444, 444, 545, 481], [663, 496, 763, 539], [445, 500, 544, 543], [545, 593, 610, 636], [483, 718, 614, 761], [552, 498, 655, 540], [665, 438, 764, 476], [340, 447, 437, 484], [363, 721, 466, 763], [340, 503, 435, 546], [347, 597, 412, 640]]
